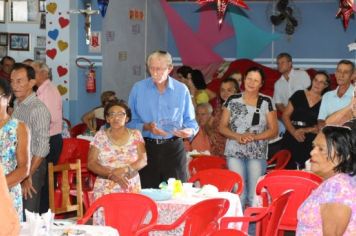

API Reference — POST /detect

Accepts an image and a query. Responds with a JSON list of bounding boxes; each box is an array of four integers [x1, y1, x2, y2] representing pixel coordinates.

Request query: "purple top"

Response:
[[297, 173, 356, 235]]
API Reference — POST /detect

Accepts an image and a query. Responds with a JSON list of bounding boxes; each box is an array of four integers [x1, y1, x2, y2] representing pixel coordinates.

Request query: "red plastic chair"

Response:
[[188, 169, 244, 195], [149, 198, 229, 236], [256, 175, 320, 235], [188, 156, 227, 176], [70, 123, 88, 138], [211, 229, 248, 236], [266, 169, 322, 184], [220, 190, 294, 236], [266, 150, 291, 172], [77, 193, 158, 236], [55, 138, 95, 211]]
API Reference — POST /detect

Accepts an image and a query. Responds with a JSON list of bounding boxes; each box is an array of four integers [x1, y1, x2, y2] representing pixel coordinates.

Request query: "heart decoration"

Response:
[[57, 66, 68, 77], [46, 2, 57, 14], [57, 85, 68, 95], [46, 48, 57, 59], [48, 29, 59, 41], [57, 40, 68, 51], [59, 17, 70, 28]]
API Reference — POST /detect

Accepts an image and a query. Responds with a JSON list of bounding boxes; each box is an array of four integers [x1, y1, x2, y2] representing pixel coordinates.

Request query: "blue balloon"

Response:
[[97, 0, 109, 17]]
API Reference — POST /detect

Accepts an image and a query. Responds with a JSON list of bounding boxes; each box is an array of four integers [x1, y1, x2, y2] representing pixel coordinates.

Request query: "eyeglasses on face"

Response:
[[108, 112, 126, 118]]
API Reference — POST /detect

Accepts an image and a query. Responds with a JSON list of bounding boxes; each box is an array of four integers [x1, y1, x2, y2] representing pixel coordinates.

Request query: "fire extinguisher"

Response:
[[86, 65, 96, 93], [76, 57, 96, 93]]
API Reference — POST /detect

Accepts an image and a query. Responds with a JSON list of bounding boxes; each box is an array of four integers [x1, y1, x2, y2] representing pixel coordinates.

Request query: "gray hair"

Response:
[[147, 50, 173, 68], [196, 103, 213, 115]]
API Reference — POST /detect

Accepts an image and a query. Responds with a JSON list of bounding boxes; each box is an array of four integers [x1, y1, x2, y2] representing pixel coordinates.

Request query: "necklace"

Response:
[[107, 128, 130, 147]]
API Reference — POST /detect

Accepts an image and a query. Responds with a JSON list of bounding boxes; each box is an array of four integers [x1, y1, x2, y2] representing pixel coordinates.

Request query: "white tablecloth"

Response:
[[149, 191, 243, 236], [20, 221, 119, 236]]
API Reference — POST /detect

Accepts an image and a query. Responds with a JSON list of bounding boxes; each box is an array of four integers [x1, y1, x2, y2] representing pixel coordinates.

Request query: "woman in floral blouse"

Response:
[[88, 100, 147, 225], [297, 125, 356, 235]]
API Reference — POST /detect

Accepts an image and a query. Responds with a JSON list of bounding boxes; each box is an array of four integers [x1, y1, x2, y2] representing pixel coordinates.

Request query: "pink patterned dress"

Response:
[[297, 173, 356, 235], [90, 128, 144, 225]]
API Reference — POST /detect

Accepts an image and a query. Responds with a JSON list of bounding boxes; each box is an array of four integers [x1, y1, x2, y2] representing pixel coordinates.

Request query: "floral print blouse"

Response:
[[0, 118, 23, 221], [297, 173, 356, 235]]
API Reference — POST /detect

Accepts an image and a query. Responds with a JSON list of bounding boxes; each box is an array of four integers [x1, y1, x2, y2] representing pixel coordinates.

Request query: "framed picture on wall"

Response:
[[0, 0, 5, 23], [36, 36, 45, 47], [39, 0, 46, 12], [0, 45, 7, 58], [9, 33, 30, 51], [10, 0, 39, 23], [0, 32, 8, 46], [34, 47, 45, 62]]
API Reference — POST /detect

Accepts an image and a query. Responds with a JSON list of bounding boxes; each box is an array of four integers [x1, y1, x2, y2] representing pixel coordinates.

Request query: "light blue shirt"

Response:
[[127, 76, 198, 139], [318, 85, 354, 120]]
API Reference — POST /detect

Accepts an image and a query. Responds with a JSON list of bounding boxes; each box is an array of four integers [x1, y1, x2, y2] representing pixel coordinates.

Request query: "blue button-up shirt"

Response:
[[128, 76, 198, 139]]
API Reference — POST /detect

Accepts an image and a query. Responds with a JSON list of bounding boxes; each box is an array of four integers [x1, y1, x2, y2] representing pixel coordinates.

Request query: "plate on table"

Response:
[[140, 189, 172, 201]]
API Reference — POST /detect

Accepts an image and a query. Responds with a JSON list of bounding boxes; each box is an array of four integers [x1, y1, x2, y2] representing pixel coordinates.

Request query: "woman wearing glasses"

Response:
[[297, 125, 356, 235], [282, 71, 330, 169], [88, 100, 147, 225]]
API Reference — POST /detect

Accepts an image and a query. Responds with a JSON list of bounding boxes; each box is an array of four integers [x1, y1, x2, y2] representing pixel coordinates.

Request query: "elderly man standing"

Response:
[[10, 63, 50, 214], [318, 60, 354, 128], [31, 61, 63, 213], [273, 53, 310, 113], [128, 50, 198, 188]]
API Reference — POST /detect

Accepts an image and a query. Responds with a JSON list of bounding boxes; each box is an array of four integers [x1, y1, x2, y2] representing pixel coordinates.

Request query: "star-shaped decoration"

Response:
[[336, 0, 355, 29], [197, 0, 249, 27]]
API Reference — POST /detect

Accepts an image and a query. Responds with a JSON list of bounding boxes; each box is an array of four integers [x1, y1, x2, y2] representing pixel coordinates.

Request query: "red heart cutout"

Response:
[[59, 17, 70, 28], [46, 48, 57, 59], [57, 66, 68, 77]]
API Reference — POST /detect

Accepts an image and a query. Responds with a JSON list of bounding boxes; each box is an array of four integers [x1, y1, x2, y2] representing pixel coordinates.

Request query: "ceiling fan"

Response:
[[270, 0, 299, 35]]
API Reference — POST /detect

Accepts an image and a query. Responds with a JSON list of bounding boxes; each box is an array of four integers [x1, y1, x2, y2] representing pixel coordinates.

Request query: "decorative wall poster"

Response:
[[45, 1, 70, 100], [89, 31, 101, 53]]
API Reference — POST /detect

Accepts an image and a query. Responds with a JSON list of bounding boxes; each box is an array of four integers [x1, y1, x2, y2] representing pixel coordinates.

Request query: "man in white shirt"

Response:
[[319, 60, 354, 128], [273, 53, 311, 113]]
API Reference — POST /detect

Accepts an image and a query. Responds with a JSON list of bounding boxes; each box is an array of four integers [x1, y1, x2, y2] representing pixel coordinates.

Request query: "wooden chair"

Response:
[[48, 159, 83, 218]]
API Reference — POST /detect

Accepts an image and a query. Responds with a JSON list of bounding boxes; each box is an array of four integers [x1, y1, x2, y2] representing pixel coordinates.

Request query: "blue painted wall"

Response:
[[68, 0, 356, 125], [69, 0, 103, 125]]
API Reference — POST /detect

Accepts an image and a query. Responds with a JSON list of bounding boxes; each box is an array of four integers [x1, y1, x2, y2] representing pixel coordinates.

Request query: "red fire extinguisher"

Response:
[[76, 57, 96, 93], [86, 65, 96, 93]]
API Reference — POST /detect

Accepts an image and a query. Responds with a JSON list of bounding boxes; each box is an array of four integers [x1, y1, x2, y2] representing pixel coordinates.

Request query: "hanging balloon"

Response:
[[97, 0, 109, 17]]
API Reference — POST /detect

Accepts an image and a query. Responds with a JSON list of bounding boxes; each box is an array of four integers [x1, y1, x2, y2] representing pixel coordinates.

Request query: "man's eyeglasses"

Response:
[[108, 112, 126, 118]]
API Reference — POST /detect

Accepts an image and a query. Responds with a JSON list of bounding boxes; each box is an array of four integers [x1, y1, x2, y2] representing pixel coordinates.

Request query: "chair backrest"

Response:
[[220, 190, 293, 236], [70, 123, 88, 138], [48, 159, 83, 218], [267, 149, 291, 171], [256, 175, 320, 231], [188, 156, 227, 176], [56, 138, 94, 189], [266, 169, 323, 184], [77, 193, 158, 236], [150, 198, 229, 236], [188, 169, 243, 195]]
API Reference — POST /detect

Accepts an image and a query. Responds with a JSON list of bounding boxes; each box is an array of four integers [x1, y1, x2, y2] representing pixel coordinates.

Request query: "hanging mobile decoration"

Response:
[[97, 0, 110, 17], [336, 0, 355, 29], [196, 0, 249, 27]]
